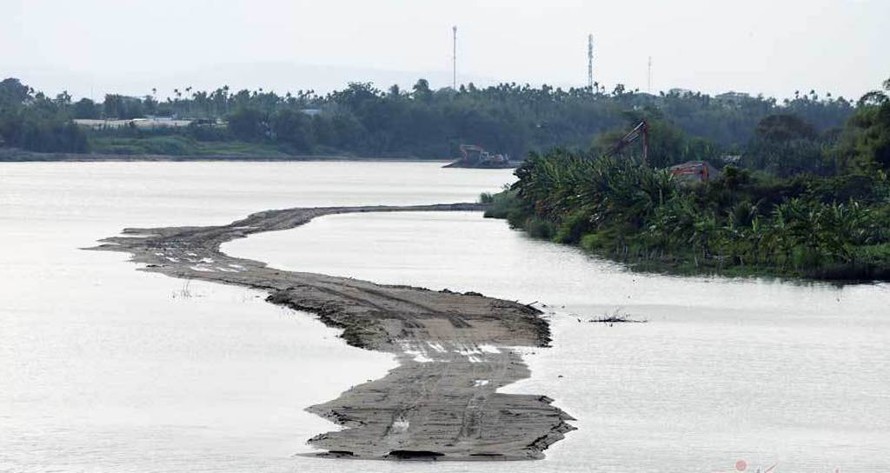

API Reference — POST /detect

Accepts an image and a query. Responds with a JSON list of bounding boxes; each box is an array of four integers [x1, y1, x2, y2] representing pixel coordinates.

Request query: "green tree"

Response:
[[834, 78, 890, 171], [72, 98, 100, 119], [743, 114, 828, 176], [270, 108, 314, 152], [227, 107, 267, 141]]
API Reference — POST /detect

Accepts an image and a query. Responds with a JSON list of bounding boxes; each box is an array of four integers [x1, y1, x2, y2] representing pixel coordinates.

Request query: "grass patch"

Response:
[[89, 136, 291, 157]]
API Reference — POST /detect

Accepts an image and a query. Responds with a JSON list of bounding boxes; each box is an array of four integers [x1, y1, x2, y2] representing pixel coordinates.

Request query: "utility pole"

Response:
[[647, 56, 652, 94], [452, 26, 458, 90], [587, 34, 594, 90]]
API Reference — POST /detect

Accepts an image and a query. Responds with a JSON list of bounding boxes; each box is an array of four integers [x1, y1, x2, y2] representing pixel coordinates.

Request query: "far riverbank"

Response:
[[0, 148, 455, 163]]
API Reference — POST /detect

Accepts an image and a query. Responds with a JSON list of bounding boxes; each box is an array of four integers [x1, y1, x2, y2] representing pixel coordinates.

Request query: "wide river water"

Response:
[[2, 162, 888, 473]]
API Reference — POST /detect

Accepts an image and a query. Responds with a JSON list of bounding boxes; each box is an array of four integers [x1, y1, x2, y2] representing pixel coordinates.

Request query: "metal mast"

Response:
[[452, 26, 458, 89], [587, 34, 594, 90], [648, 56, 652, 93]]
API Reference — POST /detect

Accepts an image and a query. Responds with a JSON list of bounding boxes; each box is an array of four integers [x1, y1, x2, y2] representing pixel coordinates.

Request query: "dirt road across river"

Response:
[[89, 203, 575, 461]]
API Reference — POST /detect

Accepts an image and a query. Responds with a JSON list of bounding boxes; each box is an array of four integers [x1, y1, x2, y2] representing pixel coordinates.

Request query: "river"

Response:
[[2, 162, 888, 473]]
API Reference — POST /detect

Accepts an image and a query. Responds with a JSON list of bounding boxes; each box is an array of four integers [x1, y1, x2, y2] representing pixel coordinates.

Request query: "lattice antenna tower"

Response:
[[587, 34, 594, 90], [648, 56, 653, 93], [452, 26, 458, 89]]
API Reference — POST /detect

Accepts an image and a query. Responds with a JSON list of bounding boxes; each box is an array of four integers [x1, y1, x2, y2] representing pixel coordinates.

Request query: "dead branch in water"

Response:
[[587, 308, 648, 324]]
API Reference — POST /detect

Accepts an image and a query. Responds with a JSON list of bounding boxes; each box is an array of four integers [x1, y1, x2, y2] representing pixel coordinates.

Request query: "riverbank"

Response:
[[487, 189, 890, 283], [0, 147, 450, 162], [89, 203, 574, 461], [490, 152, 890, 284]]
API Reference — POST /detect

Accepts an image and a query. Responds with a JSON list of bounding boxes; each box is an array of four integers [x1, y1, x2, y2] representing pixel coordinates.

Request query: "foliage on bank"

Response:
[[0, 79, 88, 153], [1, 76, 857, 158], [486, 80, 890, 281]]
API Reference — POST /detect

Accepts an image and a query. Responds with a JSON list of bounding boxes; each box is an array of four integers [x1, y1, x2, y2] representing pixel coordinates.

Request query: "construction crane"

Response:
[[605, 120, 650, 166]]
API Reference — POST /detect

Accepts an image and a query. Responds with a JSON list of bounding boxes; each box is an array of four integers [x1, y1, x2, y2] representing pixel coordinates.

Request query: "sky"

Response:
[[1, 0, 888, 101]]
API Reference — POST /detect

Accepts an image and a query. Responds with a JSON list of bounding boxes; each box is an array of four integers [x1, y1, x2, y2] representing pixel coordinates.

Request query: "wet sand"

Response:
[[89, 203, 574, 461]]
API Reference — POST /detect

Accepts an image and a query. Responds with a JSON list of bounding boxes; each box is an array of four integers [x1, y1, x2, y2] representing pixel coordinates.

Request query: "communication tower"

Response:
[[648, 56, 653, 93], [587, 34, 594, 90], [453, 26, 458, 89]]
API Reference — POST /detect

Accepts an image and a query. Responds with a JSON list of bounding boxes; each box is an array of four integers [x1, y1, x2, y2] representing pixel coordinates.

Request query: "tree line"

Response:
[[1, 77, 857, 158], [0, 78, 88, 153]]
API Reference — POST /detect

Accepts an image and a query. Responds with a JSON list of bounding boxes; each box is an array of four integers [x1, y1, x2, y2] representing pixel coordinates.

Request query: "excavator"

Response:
[[605, 120, 650, 166], [605, 120, 716, 182], [443, 144, 513, 168]]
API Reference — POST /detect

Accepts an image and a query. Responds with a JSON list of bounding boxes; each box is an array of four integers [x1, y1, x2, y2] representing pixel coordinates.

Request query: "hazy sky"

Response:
[[2, 0, 888, 100]]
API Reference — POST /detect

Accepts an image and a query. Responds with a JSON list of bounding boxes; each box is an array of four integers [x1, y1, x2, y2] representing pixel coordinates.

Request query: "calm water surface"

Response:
[[0, 162, 508, 473], [226, 213, 890, 473], [3, 162, 889, 473]]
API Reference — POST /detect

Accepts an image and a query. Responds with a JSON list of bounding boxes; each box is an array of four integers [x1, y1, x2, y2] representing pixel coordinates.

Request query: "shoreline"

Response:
[[0, 149, 454, 163], [484, 193, 890, 285], [88, 203, 574, 461]]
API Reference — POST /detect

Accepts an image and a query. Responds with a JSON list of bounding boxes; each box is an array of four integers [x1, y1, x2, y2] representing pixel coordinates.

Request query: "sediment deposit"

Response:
[[90, 203, 574, 461]]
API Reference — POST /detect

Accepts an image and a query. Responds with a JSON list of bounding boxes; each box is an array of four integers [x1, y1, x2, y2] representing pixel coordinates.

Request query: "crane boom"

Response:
[[605, 120, 650, 166]]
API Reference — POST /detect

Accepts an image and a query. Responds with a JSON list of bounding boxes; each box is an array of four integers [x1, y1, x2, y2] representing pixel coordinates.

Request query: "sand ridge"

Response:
[[89, 203, 575, 461]]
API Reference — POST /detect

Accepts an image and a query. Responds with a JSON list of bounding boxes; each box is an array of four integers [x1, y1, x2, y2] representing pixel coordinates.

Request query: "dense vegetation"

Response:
[[3, 73, 888, 281], [0, 78, 88, 153], [1, 77, 855, 158], [485, 78, 890, 281]]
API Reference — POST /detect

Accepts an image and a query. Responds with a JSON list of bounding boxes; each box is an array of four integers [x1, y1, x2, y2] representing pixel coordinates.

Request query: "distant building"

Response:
[[669, 161, 720, 183], [715, 91, 751, 106], [73, 117, 194, 129], [668, 88, 694, 97], [300, 108, 322, 117]]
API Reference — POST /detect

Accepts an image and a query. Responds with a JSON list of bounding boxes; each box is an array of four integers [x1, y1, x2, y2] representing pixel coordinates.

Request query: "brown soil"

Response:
[[88, 203, 575, 461]]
